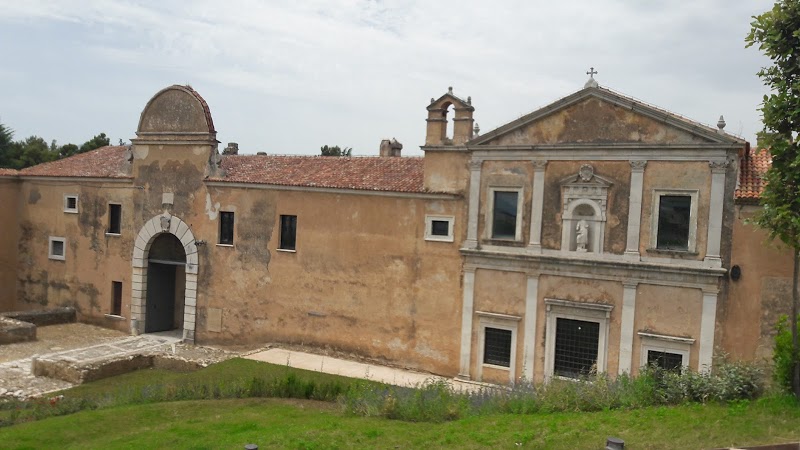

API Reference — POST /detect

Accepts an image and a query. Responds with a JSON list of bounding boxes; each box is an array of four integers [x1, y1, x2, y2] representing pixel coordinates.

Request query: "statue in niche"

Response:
[[576, 219, 589, 252]]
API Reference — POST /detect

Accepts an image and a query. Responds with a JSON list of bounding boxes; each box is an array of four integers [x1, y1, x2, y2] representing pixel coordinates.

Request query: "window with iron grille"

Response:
[[280, 215, 297, 250], [483, 327, 512, 367], [554, 318, 599, 378], [647, 350, 683, 372], [219, 211, 234, 245]]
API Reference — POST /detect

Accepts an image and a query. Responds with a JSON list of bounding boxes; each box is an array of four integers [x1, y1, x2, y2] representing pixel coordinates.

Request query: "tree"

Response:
[[79, 132, 110, 154], [13, 136, 57, 169], [320, 145, 352, 157], [0, 123, 14, 168], [746, 0, 800, 398]]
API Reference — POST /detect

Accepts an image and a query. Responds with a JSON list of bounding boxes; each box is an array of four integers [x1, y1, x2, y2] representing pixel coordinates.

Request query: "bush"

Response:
[[773, 314, 799, 392]]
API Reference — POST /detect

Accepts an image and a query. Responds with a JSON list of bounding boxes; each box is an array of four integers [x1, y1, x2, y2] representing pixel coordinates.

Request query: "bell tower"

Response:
[[425, 87, 475, 146]]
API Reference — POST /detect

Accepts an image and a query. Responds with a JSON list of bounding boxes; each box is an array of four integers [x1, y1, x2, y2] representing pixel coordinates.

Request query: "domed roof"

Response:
[[136, 85, 216, 136]]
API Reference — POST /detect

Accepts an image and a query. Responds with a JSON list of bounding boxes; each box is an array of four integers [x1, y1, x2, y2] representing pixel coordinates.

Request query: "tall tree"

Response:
[[0, 123, 14, 168], [320, 145, 352, 157], [747, 0, 800, 398]]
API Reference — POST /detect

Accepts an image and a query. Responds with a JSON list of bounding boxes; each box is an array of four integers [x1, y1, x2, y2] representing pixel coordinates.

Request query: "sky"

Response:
[[0, 1, 774, 156]]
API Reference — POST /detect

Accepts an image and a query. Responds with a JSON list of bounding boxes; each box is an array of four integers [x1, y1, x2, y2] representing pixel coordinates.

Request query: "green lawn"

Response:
[[4, 396, 800, 449], [2, 358, 800, 449]]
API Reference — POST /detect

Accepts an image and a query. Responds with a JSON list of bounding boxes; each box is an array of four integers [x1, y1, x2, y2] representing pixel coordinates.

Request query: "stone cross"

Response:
[[587, 67, 598, 78]]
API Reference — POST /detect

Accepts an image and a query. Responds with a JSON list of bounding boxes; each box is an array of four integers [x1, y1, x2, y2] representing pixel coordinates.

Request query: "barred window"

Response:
[[554, 318, 599, 378], [483, 327, 512, 367], [647, 350, 683, 372]]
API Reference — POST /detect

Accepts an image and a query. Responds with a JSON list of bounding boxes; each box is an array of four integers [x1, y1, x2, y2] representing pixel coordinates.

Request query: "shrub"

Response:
[[773, 314, 799, 392]]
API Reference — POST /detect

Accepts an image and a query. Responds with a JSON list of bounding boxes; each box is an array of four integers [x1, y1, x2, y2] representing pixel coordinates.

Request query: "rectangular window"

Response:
[[108, 204, 122, 234], [64, 195, 78, 213], [49, 237, 66, 260], [483, 327, 512, 367], [656, 195, 691, 250], [424, 215, 454, 242], [219, 211, 234, 245], [111, 281, 123, 316], [646, 350, 683, 372], [554, 317, 600, 379], [490, 189, 521, 240], [280, 215, 297, 250]]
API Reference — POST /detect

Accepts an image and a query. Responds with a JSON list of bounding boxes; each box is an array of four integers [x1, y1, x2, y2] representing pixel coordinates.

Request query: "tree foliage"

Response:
[[0, 123, 115, 169], [746, 0, 800, 398], [320, 145, 352, 157]]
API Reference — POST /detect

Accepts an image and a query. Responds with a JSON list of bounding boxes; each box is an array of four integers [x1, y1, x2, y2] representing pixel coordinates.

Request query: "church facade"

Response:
[[0, 80, 788, 384]]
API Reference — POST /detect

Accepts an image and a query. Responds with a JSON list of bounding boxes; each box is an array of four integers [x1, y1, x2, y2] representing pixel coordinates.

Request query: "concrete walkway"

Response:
[[245, 348, 487, 392]]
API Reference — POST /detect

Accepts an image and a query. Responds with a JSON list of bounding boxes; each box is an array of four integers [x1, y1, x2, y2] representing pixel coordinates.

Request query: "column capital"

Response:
[[622, 281, 640, 289], [709, 160, 730, 173], [469, 159, 483, 171], [532, 160, 548, 170], [630, 160, 647, 172]]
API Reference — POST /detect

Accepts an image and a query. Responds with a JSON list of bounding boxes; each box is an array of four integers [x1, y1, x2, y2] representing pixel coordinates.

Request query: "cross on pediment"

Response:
[[586, 67, 598, 78]]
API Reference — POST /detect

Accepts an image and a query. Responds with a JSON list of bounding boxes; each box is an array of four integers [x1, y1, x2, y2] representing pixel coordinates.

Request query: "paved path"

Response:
[[245, 348, 487, 392], [0, 334, 181, 400]]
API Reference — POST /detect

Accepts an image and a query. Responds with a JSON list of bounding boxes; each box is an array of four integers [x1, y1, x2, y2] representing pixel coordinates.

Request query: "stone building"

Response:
[[0, 80, 788, 384]]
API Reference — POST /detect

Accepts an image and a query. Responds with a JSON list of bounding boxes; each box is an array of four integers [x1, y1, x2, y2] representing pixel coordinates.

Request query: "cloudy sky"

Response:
[[0, 1, 773, 156]]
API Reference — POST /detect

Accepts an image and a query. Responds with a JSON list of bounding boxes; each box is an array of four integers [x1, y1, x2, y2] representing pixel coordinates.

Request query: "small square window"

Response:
[[280, 215, 297, 251], [49, 237, 66, 260], [647, 350, 684, 372], [219, 211, 234, 245], [64, 195, 78, 213], [483, 327, 512, 367], [639, 332, 693, 373], [424, 215, 454, 242], [111, 281, 123, 316], [108, 204, 122, 234]]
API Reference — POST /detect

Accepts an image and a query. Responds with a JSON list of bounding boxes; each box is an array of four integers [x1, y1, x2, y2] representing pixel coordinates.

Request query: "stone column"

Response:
[[618, 282, 638, 374], [698, 288, 718, 372], [464, 159, 482, 249], [624, 160, 647, 260], [527, 161, 548, 253], [705, 160, 728, 266], [458, 267, 477, 379], [522, 274, 540, 381]]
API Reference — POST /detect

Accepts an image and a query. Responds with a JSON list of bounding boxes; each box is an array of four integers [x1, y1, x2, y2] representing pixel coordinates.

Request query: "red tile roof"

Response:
[[212, 155, 426, 193], [19, 146, 131, 179], [736, 148, 770, 203], [0, 168, 18, 177]]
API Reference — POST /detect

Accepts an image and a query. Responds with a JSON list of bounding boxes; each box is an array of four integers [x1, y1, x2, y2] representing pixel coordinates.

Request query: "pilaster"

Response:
[[618, 282, 638, 374], [698, 288, 719, 372], [464, 159, 482, 249], [522, 274, 540, 381], [458, 267, 477, 379], [624, 160, 647, 260], [704, 160, 728, 266], [527, 161, 548, 253]]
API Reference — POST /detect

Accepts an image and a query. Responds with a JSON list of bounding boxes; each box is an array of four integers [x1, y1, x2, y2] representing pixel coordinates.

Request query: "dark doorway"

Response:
[[145, 233, 186, 333]]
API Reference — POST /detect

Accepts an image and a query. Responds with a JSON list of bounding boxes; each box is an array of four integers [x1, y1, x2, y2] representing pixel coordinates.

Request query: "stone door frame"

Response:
[[130, 213, 199, 343]]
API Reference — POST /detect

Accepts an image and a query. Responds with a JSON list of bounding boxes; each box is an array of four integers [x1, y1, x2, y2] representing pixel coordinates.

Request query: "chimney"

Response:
[[379, 138, 403, 157], [223, 142, 239, 155]]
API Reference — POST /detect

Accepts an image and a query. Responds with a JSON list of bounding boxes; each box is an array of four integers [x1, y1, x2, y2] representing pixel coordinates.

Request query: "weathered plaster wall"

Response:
[[631, 284, 702, 374], [540, 161, 630, 253], [724, 205, 793, 361], [478, 161, 534, 246], [15, 180, 136, 331], [488, 97, 708, 146], [0, 178, 20, 311], [193, 187, 466, 376], [640, 161, 711, 260], [423, 151, 469, 194]]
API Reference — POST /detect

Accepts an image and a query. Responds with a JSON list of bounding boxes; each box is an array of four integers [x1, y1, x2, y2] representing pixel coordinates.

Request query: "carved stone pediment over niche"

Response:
[[560, 165, 612, 254]]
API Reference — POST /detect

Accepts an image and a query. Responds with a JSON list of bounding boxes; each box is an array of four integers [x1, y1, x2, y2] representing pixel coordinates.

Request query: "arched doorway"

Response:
[[145, 233, 186, 333], [131, 213, 200, 343]]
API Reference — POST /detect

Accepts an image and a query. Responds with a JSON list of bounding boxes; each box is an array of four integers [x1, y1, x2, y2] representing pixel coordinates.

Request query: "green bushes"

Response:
[[773, 314, 799, 392]]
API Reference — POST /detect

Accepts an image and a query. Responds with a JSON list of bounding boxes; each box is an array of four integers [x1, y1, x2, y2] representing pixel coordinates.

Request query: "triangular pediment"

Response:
[[469, 87, 744, 147]]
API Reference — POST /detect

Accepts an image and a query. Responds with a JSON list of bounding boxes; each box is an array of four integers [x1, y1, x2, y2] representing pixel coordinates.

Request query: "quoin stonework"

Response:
[[0, 80, 790, 384]]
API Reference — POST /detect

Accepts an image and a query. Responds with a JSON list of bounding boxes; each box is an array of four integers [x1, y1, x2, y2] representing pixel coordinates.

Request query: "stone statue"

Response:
[[576, 220, 589, 252]]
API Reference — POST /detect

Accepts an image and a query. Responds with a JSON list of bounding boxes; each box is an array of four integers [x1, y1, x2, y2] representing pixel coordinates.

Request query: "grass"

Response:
[[3, 395, 800, 449]]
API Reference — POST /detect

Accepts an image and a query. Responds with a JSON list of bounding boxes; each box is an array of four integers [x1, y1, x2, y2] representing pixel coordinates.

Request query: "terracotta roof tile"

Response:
[[19, 146, 131, 179], [212, 155, 426, 193], [735, 148, 770, 203], [0, 168, 18, 177]]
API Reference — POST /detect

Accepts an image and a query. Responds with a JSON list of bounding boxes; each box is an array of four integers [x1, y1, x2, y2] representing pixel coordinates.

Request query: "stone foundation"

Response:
[[0, 316, 36, 345], [2, 307, 77, 327], [31, 353, 206, 385]]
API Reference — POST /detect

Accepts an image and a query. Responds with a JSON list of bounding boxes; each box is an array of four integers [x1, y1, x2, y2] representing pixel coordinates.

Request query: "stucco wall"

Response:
[[0, 178, 20, 311], [724, 204, 793, 361]]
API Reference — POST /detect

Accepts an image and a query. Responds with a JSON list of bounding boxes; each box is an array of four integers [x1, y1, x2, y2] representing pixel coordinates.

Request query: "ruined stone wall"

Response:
[[724, 204, 793, 361], [0, 178, 20, 311], [14, 179, 136, 331]]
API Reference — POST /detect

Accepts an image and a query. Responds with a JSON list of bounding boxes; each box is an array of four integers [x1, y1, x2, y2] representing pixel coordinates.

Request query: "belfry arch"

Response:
[[130, 213, 199, 343]]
